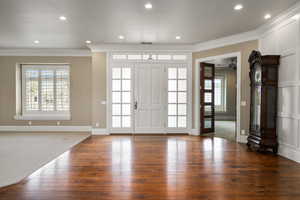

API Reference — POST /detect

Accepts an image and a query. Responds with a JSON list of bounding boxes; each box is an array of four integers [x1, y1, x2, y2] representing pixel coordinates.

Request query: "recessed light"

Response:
[[34, 40, 40, 44], [85, 40, 92, 44], [264, 14, 271, 20], [145, 3, 153, 9], [118, 35, 125, 40], [292, 14, 300, 20], [234, 4, 243, 10], [175, 36, 181, 40], [59, 16, 67, 21]]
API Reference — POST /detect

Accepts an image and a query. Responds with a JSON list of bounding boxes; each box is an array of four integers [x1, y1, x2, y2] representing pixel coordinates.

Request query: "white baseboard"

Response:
[[278, 143, 300, 163], [92, 128, 109, 135], [189, 129, 200, 136], [237, 135, 248, 143], [0, 126, 91, 132]]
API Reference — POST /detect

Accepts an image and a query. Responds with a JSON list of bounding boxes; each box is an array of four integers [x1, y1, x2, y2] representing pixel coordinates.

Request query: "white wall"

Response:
[[260, 17, 300, 162]]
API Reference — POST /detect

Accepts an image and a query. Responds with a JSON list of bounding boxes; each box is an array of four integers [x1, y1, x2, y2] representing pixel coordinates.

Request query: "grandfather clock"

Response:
[[247, 51, 280, 154]]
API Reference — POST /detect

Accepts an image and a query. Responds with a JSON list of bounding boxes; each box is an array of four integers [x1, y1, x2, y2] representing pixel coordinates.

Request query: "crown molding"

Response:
[[257, 1, 300, 34], [193, 30, 259, 52], [0, 48, 91, 57], [88, 44, 194, 52], [88, 31, 259, 53]]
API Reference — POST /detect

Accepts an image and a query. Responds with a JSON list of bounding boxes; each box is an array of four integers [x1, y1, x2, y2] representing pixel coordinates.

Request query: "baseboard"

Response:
[[237, 135, 248, 143], [92, 129, 109, 135], [189, 129, 200, 136], [0, 126, 92, 132], [278, 143, 300, 163]]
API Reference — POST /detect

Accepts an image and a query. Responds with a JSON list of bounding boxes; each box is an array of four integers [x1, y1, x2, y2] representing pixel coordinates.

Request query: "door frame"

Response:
[[107, 51, 192, 134], [195, 52, 244, 143]]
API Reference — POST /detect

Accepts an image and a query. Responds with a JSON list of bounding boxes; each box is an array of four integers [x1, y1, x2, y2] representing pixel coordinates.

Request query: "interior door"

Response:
[[134, 64, 165, 133], [200, 62, 215, 134]]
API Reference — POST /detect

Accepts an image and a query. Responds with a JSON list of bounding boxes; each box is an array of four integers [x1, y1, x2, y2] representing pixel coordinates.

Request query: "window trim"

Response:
[[17, 64, 71, 120], [214, 75, 227, 112]]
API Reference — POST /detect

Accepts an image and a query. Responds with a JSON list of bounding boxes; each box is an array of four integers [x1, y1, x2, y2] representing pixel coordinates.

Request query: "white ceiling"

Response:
[[0, 0, 299, 48]]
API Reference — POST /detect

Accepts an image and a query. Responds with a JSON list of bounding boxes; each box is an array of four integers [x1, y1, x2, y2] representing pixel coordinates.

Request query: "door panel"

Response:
[[200, 62, 215, 134], [135, 64, 165, 133]]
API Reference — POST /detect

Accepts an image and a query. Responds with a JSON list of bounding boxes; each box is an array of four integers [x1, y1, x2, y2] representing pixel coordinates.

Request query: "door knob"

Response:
[[134, 101, 138, 110]]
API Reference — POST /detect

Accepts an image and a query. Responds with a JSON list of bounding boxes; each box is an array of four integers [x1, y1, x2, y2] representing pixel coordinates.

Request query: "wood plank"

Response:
[[1, 135, 300, 200]]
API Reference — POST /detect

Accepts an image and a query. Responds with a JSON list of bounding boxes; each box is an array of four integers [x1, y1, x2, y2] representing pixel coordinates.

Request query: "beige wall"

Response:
[[192, 40, 259, 135], [0, 56, 92, 126], [91, 52, 107, 128], [0, 42, 257, 133]]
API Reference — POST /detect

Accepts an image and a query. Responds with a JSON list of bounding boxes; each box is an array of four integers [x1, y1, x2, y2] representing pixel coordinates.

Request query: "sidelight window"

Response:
[[111, 67, 132, 128], [167, 67, 187, 128]]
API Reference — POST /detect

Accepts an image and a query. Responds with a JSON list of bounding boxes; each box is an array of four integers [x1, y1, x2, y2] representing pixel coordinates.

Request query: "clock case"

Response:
[[247, 51, 280, 154]]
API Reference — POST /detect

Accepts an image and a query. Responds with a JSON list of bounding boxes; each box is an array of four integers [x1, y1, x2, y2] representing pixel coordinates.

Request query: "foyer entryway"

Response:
[[108, 52, 191, 134]]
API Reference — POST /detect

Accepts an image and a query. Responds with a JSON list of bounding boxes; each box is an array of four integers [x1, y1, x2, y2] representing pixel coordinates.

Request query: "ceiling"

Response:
[[0, 0, 299, 48]]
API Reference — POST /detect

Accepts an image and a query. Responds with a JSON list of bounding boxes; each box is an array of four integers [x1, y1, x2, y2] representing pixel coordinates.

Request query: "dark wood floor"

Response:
[[1, 135, 300, 200]]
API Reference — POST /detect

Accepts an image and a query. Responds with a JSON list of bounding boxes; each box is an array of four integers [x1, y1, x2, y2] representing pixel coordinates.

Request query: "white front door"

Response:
[[134, 64, 166, 133]]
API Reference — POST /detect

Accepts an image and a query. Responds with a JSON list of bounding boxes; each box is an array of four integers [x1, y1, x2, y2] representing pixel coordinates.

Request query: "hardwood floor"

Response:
[[1, 135, 300, 200]]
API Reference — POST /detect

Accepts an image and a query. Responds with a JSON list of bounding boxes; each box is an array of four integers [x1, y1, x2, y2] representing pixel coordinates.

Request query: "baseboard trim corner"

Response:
[[189, 129, 200, 136], [278, 143, 300, 163]]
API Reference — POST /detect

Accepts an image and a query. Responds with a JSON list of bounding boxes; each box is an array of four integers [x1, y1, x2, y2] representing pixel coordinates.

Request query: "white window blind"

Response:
[[21, 64, 70, 118]]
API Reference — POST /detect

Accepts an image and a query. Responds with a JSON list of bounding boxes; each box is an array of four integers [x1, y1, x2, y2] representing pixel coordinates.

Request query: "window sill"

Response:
[[14, 114, 71, 121]]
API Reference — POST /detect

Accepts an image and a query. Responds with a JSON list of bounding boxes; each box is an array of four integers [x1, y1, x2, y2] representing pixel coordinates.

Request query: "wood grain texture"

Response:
[[1, 135, 300, 200]]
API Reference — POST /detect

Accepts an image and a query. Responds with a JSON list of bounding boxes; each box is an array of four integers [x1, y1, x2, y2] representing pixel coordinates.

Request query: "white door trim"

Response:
[[195, 52, 243, 142]]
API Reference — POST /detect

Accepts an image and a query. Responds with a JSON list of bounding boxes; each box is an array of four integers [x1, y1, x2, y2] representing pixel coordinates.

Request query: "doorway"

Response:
[[213, 57, 237, 141], [108, 52, 191, 134], [195, 52, 242, 142]]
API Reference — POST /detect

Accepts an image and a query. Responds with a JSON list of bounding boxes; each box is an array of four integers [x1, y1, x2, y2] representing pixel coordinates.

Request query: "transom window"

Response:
[[21, 64, 70, 118], [112, 53, 188, 61]]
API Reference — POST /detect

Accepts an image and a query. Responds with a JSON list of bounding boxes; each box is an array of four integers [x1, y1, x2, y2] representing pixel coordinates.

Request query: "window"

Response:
[[168, 67, 187, 128], [158, 54, 172, 60], [111, 67, 132, 128], [127, 54, 142, 60], [214, 76, 226, 112], [112, 54, 127, 60], [20, 64, 70, 119], [173, 55, 187, 61], [111, 53, 188, 62]]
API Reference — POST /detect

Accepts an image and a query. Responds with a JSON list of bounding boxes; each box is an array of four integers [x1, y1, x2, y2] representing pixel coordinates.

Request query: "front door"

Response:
[[200, 62, 215, 134], [134, 64, 166, 133]]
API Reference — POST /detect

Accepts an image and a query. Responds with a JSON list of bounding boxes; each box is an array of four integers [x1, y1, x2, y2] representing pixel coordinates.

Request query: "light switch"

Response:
[[101, 101, 106, 105], [241, 130, 246, 135]]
